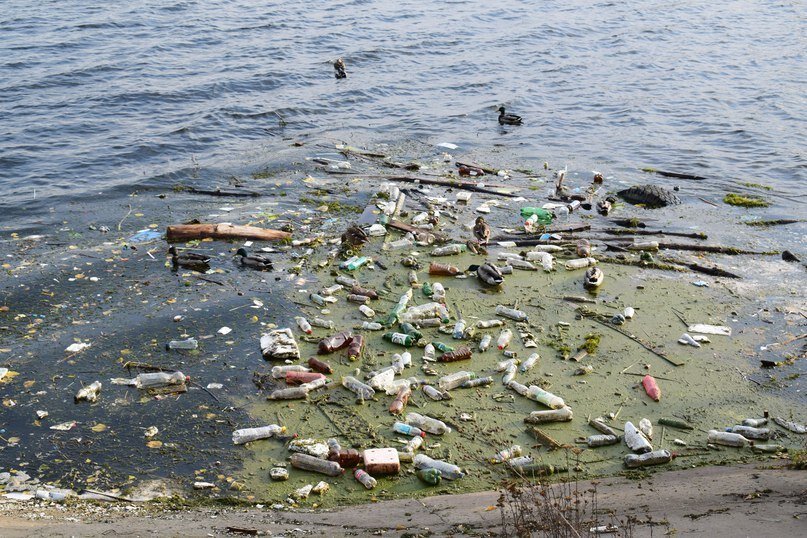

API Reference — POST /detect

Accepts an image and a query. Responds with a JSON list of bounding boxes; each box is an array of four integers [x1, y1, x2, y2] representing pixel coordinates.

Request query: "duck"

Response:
[[476, 262, 504, 286], [497, 106, 523, 125], [584, 267, 604, 289], [473, 216, 491, 245], [168, 246, 210, 273], [235, 247, 273, 271], [466, 239, 487, 255], [334, 58, 347, 79]]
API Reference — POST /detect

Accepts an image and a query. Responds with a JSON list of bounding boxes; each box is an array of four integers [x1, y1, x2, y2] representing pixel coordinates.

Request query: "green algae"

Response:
[[723, 193, 770, 208]]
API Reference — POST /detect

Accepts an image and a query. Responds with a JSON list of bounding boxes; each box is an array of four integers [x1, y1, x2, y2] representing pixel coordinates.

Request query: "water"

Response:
[[1, 0, 805, 228]]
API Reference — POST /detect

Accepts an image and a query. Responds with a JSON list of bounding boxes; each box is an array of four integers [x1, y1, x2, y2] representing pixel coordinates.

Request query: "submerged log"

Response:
[[641, 168, 706, 180], [166, 223, 291, 243]]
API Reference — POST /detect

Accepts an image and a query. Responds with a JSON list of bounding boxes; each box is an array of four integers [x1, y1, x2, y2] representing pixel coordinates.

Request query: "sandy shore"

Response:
[[1, 462, 804, 537]]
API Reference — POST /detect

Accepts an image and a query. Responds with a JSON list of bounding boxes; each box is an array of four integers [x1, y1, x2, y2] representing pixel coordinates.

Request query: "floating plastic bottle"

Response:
[[311, 317, 335, 330], [166, 338, 198, 350], [520, 353, 539, 373], [422, 343, 436, 362], [393, 422, 426, 437], [432, 341, 454, 353], [336, 275, 358, 287], [431, 244, 466, 256], [271, 366, 309, 380], [320, 284, 343, 296], [368, 368, 395, 392], [479, 334, 492, 352], [357, 305, 375, 319], [727, 425, 770, 440], [383, 332, 414, 347], [342, 376, 375, 400], [267, 386, 309, 400], [526, 251, 554, 271], [564, 257, 597, 270], [624, 421, 652, 453], [390, 385, 412, 414], [624, 449, 672, 468], [360, 321, 383, 330], [525, 386, 565, 409], [422, 384, 448, 401], [524, 407, 574, 424], [342, 256, 371, 271], [476, 319, 503, 329], [232, 425, 286, 445], [286, 371, 325, 385], [318, 331, 353, 354], [490, 445, 522, 464], [417, 468, 442, 485], [327, 438, 342, 454], [421, 281, 433, 296], [461, 376, 493, 388], [431, 282, 446, 302], [290, 453, 343, 476], [438, 346, 472, 363], [497, 329, 513, 350], [354, 468, 377, 489], [623, 307, 635, 320], [386, 237, 414, 250], [642, 375, 661, 402], [348, 334, 364, 361], [452, 319, 466, 339], [495, 305, 528, 321], [413, 454, 464, 480], [75, 381, 102, 403], [428, 262, 460, 276], [742, 417, 768, 427], [135, 371, 187, 389], [502, 363, 517, 385], [307, 357, 333, 374], [405, 412, 452, 435], [589, 418, 619, 437], [587, 434, 619, 447], [507, 380, 529, 396], [438, 371, 475, 391], [400, 351, 412, 368], [328, 449, 362, 467], [310, 293, 334, 306], [408, 270, 419, 287], [508, 258, 537, 271], [708, 430, 749, 447], [348, 294, 370, 304]]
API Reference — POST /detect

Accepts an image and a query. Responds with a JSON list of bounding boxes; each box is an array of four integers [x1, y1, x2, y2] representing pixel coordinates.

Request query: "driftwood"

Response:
[[656, 242, 778, 255], [641, 168, 706, 180], [379, 175, 520, 198], [388, 219, 449, 243], [577, 307, 684, 367], [166, 223, 291, 243], [685, 262, 741, 279], [492, 224, 592, 241], [455, 161, 499, 175], [599, 228, 707, 240], [745, 219, 803, 227], [528, 427, 563, 449], [185, 187, 260, 197]]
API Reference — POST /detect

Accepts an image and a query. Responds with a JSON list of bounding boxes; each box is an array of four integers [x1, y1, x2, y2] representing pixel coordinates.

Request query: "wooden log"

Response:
[[656, 242, 778, 255], [528, 427, 563, 449], [185, 187, 260, 197], [166, 223, 291, 243], [641, 168, 706, 180], [378, 175, 520, 198], [388, 219, 449, 243], [599, 228, 708, 240]]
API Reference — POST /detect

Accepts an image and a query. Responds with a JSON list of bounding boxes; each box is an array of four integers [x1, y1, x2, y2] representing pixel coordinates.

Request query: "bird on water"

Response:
[[497, 106, 523, 125]]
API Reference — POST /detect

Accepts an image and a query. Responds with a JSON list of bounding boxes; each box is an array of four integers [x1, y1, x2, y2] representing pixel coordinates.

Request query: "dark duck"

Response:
[[168, 246, 210, 273], [235, 248, 273, 271], [473, 216, 491, 245], [497, 106, 523, 125], [476, 262, 504, 286]]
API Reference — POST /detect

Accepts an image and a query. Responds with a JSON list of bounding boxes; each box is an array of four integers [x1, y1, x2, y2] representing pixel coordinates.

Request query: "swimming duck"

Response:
[[334, 58, 347, 79], [584, 267, 604, 289], [168, 246, 211, 273], [473, 216, 491, 245], [497, 106, 523, 125], [466, 239, 487, 255], [476, 262, 504, 286], [235, 247, 273, 271]]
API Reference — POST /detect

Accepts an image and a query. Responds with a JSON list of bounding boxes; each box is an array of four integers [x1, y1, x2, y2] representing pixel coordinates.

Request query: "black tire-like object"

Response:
[[617, 185, 682, 208]]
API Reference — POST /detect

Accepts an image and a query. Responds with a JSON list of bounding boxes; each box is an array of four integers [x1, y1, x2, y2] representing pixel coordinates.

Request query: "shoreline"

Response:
[[1, 462, 803, 537]]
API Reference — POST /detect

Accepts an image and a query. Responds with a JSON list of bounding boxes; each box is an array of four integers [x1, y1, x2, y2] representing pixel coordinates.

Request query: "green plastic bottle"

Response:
[[345, 256, 371, 271], [400, 323, 424, 341], [417, 468, 442, 485], [520, 207, 554, 224], [421, 282, 433, 297], [383, 332, 414, 347], [432, 341, 455, 353]]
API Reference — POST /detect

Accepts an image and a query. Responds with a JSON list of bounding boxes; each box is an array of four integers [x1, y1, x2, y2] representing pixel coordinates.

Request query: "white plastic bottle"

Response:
[[495, 305, 528, 321], [413, 454, 464, 480], [135, 371, 186, 389], [232, 424, 286, 445], [525, 386, 565, 409], [497, 329, 513, 350], [405, 412, 452, 435]]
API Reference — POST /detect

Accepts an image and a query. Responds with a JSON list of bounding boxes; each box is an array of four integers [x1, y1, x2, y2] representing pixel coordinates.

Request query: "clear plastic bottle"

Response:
[[301, 377, 327, 392], [271, 364, 310, 379], [422, 385, 448, 401], [431, 282, 446, 302], [360, 321, 383, 330], [400, 352, 412, 368], [348, 294, 370, 304], [520, 353, 539, 373], [75, 381, 102, 403], [476, 319, 503, 329], [294, 316, 313, 334], [386, 238, 414, 250], [335, 275, 358, 287], [586, 434, 619, 447], [135, 371, 186, 389], [311, 317, 335, 330], [461, 376, 493, 388], [452, 319, 466, 339], [727, 425, 770, 440], [497, 329, 513, 350], [393, 422, 426, 437], [508, 258, 537, 271], [358, 304, 375, 318], [742, 418, 768, 427], [320, 284, 343, 296], [479, 334, 492, 352], [267, 386, 309, 400], [431, 244, 466, 256], [438, 371, 475, 391], [405, 412, 452, 435], [708, 430, 749, 447], [495, 305, 528, 321], [502, 362, 517, 385], [413, 454, 464, 480], [232, 424, 286, 445], [290, 453, 343, 476], [589, 418, 618, 437], [342, 376, 375, 400], [166, 338, 198, 350], [525, 386, 565, 409], [422, 343, 436, 362], [624, 449, 672, 468], [564, 257, 597, 270], [524, 407, 574, 424], [354, 468, 377, 489], [507, 380, 529, 396]]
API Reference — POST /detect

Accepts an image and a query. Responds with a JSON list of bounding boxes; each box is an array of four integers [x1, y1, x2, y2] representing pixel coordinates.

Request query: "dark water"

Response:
[[1, 0, 805, 226]]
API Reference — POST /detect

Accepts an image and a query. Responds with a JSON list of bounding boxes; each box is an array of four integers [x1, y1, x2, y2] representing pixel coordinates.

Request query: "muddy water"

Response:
[[1, 142, 804, 506]]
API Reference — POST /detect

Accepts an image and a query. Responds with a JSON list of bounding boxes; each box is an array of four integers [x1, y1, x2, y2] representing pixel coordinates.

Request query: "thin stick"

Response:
[[117, 204, 133, 231], [623, 372, 676, 381]]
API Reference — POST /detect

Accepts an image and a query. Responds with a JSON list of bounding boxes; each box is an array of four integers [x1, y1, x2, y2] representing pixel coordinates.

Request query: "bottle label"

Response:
[[391, 333, 408, 345]]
